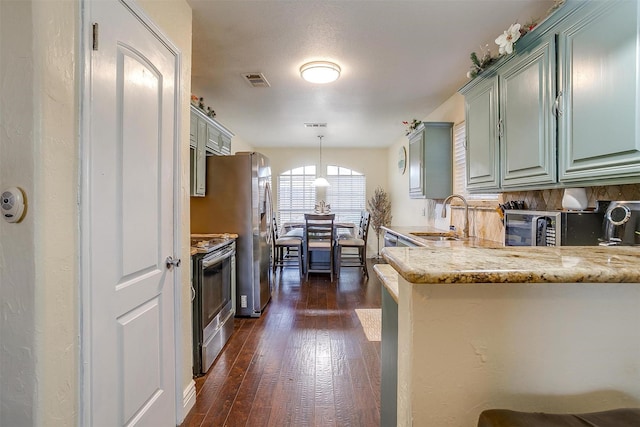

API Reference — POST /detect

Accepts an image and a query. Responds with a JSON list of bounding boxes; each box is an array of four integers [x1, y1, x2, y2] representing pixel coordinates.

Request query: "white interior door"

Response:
[[85, 1, 178, 425]]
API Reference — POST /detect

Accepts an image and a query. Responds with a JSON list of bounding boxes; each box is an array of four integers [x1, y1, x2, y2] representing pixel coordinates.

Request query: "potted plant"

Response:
[[368, 186, 392, 258]]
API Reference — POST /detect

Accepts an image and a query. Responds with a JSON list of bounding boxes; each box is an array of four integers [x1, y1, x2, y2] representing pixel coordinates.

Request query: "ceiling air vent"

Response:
[[304, 123, 327, 128], [242, 73, 270, 88]]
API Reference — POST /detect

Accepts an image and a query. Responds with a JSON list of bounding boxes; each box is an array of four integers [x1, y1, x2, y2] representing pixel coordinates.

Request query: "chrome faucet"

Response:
[[441, 194, 469, 239]]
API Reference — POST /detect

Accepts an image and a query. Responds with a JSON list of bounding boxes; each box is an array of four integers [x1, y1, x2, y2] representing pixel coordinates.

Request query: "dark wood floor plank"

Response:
[[180, 260, 383, 427]]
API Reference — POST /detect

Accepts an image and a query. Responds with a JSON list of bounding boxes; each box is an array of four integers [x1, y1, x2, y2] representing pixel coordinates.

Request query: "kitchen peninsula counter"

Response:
[[379, 232, 640, 427], [381, 225, 640, 284], [383, 245, 640, 284]]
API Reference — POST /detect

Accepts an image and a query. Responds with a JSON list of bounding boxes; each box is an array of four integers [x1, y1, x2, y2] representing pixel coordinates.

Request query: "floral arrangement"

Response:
[[191, 94, 216, 118], [402, 119, 422, 136], [466, 0, 565, 79], [314, 200, 331, 214]]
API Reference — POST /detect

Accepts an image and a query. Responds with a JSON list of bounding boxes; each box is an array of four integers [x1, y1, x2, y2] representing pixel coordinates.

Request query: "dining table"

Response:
[[279, 219, 357, 277], [281, 220, 356, 238]]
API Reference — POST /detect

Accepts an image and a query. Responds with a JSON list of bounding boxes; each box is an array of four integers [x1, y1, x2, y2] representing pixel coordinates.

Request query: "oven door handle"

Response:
[[202, 249, 235, 268]]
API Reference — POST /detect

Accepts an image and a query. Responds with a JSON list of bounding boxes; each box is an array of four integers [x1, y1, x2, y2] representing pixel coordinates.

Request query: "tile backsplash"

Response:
[[448, 184, 640, 244], [502, 184, 640, 211]]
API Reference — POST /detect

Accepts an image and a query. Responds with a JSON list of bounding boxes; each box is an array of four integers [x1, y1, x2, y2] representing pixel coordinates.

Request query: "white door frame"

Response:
[[79, 0, 184, 424]]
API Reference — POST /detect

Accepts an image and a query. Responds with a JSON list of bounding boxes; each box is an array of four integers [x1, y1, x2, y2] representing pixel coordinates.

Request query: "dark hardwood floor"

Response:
[[181, 260, 383, 427]]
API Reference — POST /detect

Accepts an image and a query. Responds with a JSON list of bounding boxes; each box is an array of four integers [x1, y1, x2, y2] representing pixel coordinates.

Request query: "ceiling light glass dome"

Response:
[[300, 61, 341, 84]]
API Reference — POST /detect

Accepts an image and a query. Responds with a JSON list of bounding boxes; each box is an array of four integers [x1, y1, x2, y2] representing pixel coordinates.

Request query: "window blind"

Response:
[[277, 166, 316, 224], [326, 166, 366, 223]]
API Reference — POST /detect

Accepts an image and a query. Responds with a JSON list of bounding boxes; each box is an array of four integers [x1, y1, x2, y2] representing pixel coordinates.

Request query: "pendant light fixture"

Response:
[[300, 61, 341, 84], [312, 135, 330, 187]]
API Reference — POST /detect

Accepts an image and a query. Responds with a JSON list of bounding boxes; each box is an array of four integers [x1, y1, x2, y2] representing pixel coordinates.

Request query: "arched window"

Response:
[[277, 165, 317, 223], [277, 165, 366, 225], [325, 165, 366, 223]]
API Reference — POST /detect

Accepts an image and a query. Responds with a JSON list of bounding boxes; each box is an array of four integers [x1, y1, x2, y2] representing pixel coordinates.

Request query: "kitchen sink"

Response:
[[409, 231, 460, 241]]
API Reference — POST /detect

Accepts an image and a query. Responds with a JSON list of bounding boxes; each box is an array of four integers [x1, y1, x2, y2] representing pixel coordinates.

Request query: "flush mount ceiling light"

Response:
[[300, 61, 341, 84]]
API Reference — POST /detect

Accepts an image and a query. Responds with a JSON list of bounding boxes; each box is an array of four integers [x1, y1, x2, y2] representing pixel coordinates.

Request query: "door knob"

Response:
[[166, 256, 181, 270]]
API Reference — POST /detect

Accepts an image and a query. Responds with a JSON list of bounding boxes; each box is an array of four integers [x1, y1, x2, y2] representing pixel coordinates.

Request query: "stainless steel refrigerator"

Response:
[[191, 152, 272, 317]]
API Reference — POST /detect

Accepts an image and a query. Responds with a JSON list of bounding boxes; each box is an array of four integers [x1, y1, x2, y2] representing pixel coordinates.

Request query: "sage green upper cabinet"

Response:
[[460, 74, 500, 191], [220, 134, 232, 155], [558, 0, 640, 184], [408, 122, 453, 199], [206, 123, 221, 153], [499, 32, 557, 189], [190, 105, 234, 196]]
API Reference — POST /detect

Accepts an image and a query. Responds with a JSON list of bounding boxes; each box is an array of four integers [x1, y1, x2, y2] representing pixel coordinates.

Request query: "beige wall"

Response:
[[0, 1, 193, 426], [258, 146, 388, 256], [231, 134, 255, 153]]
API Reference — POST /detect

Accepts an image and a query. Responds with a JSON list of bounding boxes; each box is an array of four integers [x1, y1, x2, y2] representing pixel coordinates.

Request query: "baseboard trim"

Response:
[[183, 379, 196, 417]]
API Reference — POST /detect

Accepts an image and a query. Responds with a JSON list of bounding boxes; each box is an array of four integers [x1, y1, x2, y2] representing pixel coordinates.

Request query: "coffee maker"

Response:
[[600, 201, 640, 246]]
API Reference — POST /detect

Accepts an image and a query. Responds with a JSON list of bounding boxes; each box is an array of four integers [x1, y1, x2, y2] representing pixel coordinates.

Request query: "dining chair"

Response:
[[304, 213, 336, 282], [271, 216, 303, 278], [336, 210, 370, 278]]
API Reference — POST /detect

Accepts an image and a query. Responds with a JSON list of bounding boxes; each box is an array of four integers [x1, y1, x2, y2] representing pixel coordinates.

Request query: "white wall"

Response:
[[258, 146, 389, 256], [0, 1, 79, 425], [398, 279, 640, 426], [0, 1, 38, 424], [387, 93, 465, 227], [0, 1, 193, 425]]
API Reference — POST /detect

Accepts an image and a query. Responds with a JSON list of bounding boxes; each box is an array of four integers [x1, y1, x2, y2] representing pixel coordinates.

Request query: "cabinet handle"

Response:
[[554, 91, 563, 117], [497, 119, 504, 138]]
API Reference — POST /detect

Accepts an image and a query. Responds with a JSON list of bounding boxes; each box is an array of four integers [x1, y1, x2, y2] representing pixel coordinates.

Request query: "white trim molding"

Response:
[[182, 379, 196, 419]]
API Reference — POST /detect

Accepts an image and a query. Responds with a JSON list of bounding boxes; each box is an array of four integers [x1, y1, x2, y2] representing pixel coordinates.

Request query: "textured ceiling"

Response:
[[189, 0, 555, 148]]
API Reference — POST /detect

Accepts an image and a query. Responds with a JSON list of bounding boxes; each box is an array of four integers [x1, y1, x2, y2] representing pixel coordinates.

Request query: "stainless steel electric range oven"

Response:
[[191, 235, 236, 377]]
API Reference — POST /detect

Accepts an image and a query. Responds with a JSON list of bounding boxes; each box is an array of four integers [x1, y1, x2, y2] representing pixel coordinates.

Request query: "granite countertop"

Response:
[[190, 233, 239, 257], [191, 233, 239, 239], [382, 245, 640, 284], [381, 225, 640, 284], [373, 264, 399, 302]]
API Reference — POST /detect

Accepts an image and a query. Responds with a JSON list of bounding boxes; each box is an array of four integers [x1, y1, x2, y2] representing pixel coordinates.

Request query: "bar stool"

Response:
[[477, 408, 640, 426]]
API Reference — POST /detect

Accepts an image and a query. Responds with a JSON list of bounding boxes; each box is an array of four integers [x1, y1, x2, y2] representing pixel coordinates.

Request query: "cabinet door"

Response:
[[408, 129, 425, 198], [558, 0, 640, 183], [424, 123, 453, 198], [189, 113, 197, 148], [220, 134, 232, 155], [463, 76, 500, 191], [500, 33, 556, 188], [206, 123, 221, 154], [194, 117, 207, 196]]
